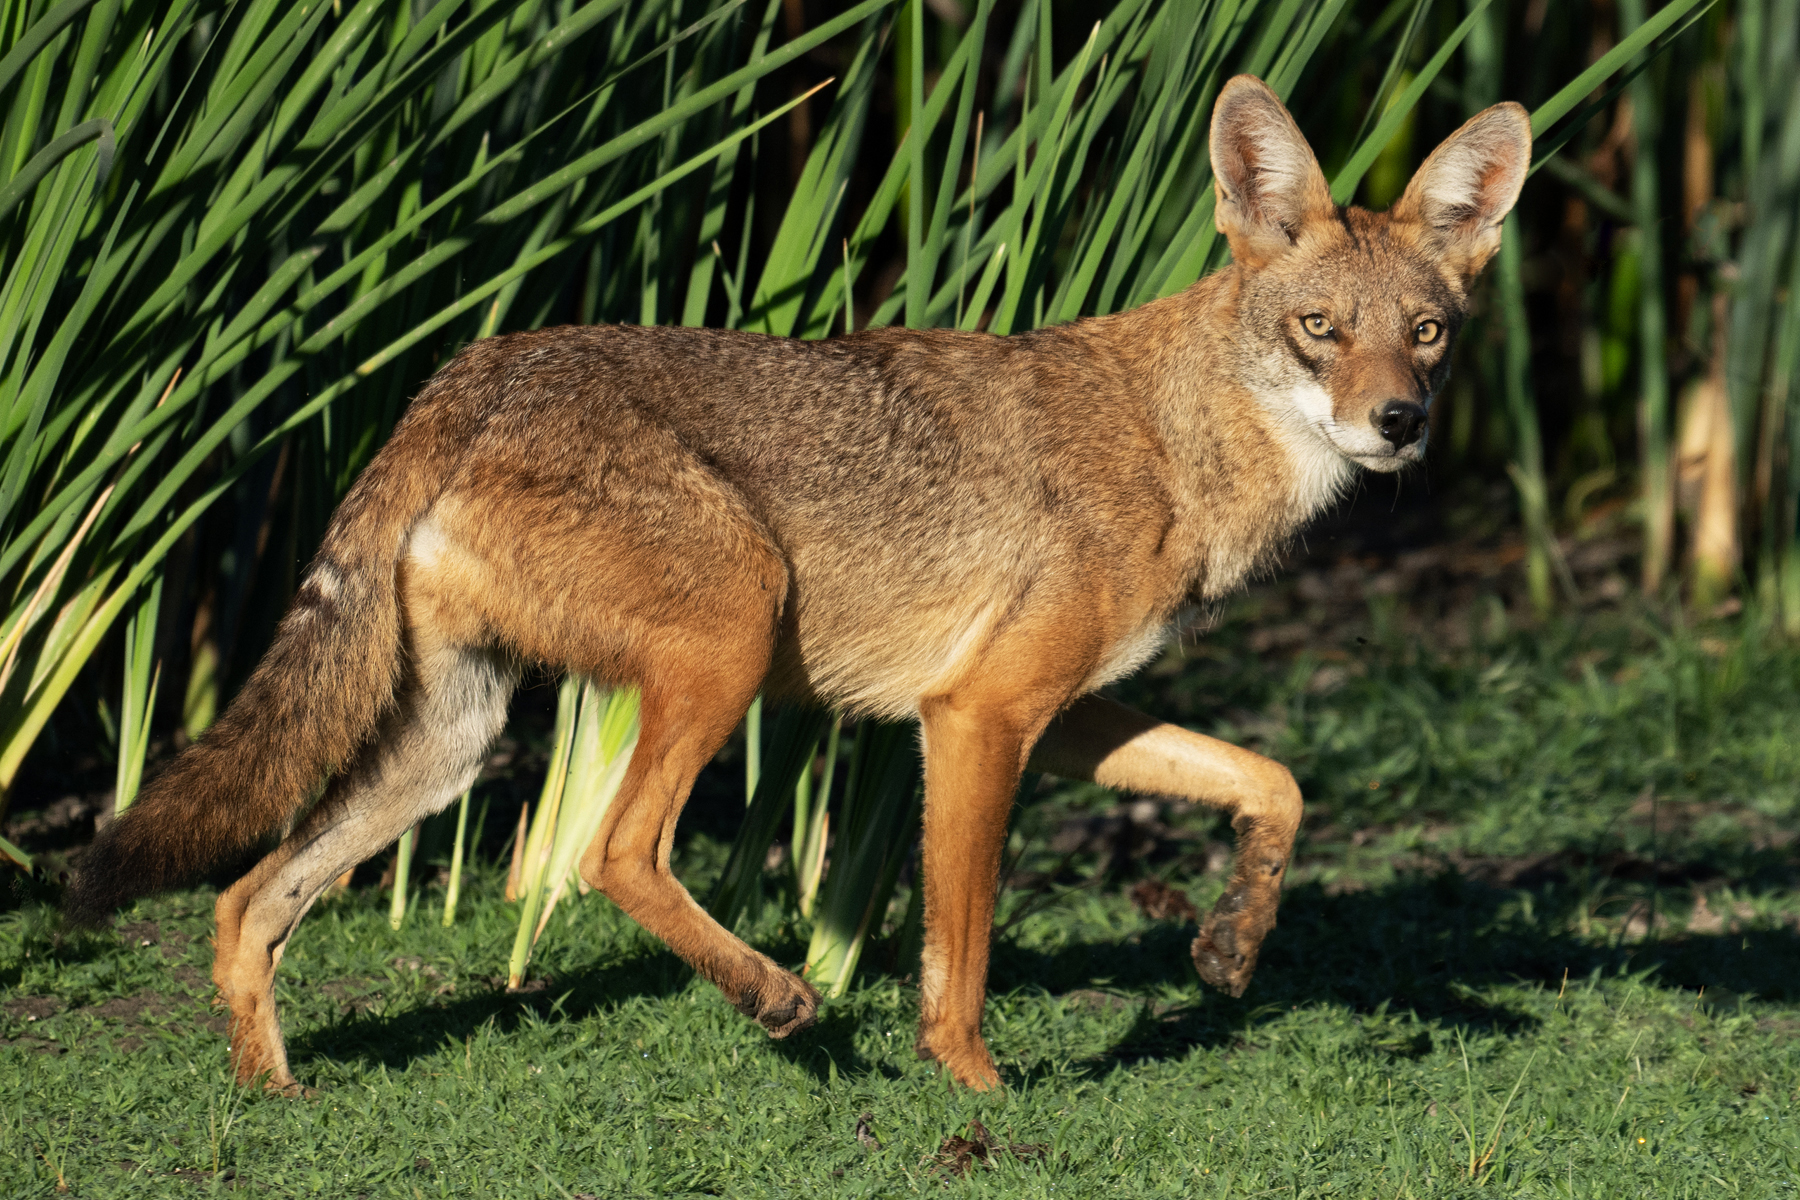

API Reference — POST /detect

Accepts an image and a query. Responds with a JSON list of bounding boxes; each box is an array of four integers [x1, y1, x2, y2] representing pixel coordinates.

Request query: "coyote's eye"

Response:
[[1415, 319, 1442, 345], [1302, 314, 1332, 338]]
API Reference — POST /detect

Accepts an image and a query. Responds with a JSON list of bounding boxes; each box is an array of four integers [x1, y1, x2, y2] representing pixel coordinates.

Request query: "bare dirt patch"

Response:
[[319, 978, 387, 1016], [3, 986, 225, 1054], [86, 988, 229, 1050], [118, 919, 195, 958], [4, 994, 64, 1021]]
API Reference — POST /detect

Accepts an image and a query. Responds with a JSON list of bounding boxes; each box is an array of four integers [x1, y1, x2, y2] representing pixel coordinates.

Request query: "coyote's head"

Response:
[[1209, 75, 1531, 473]]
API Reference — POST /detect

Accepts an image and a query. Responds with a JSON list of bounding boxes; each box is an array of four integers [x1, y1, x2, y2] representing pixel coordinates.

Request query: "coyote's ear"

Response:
[[1391, 102, 1532, 282], [1209, 75, 1335, 268]]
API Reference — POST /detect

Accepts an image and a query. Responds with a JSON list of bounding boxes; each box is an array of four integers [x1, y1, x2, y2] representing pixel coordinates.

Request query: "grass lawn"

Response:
[[4, 592, 1800, 1197]]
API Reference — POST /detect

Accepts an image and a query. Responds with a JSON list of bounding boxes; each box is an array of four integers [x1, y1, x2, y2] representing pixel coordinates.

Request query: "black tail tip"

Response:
[[60, 833, 143, 928], [62, 870, 126, 929]]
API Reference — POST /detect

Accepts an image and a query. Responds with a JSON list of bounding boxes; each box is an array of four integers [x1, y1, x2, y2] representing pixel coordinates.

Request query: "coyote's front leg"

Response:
[[912, 695, 1041, 1090], [1028, 694, 1302, 996]]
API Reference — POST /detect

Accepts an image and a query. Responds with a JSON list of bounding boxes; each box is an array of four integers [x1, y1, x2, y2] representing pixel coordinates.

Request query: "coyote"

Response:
[[68, 76, 1530, 1092]]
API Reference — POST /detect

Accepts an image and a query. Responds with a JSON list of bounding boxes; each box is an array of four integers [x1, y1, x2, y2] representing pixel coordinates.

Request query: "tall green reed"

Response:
[[0, 0, 875, 823]]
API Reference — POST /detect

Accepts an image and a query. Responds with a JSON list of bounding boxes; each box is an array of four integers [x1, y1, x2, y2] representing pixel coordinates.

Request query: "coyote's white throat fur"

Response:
[[68, 74, 1531, 1094]]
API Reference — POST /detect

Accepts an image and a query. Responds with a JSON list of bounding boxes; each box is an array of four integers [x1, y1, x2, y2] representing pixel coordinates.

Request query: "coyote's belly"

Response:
[[770, 594, 1175, 721], [764, 517, 1181, 719]]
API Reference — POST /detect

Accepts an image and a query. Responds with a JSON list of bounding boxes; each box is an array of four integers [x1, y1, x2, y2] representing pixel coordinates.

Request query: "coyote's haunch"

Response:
[[67, 76, 1530, 1093]]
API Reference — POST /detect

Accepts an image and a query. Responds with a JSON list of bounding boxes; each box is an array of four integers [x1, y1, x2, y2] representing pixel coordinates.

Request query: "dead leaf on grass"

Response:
[[855, 1111, 881, 1150], [927, 1118, 1049, 1177], [1688, 894, 1725, 934], [1129, 878, 1198, 922]]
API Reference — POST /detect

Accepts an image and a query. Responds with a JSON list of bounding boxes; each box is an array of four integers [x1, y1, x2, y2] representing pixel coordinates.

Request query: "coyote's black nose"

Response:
[[1373, 400, 1427, 449]]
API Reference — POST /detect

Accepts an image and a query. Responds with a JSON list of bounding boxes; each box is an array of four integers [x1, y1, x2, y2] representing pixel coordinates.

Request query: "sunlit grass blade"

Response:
[[0, 831, 30, 871], [388, 824, 416, 931], [792, 715, 840, 919], [1527, 0, 1717, 138], [710, 705, 831, 931], [0, 118, 112, 221], [743, 15, 882, 336], [441, 788, 472, 927], [111, 571, 161, 815], [990, 21, 1102, 335], [506, 675, 582, 985], [529, 685, 641, 948], [803, 720, 922, 996]]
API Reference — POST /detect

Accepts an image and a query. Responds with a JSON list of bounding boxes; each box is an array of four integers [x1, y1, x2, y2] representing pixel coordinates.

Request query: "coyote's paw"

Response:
[[734, 972, 820, 1039], [1191, 886, 1275, 998], [914, 1026, 1002, 1091], [233, 1058, 314, 1098], [266, 1079, 320, 1100]]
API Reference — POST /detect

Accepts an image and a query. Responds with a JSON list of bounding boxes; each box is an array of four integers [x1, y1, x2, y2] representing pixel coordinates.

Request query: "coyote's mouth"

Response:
[[1346, 440, 1426, 472], [1301, 418, 1424, 473], [1277, 385, 1426, 473]]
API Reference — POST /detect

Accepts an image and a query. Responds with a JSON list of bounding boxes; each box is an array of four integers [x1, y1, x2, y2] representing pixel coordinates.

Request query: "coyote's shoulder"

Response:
[[69, 75, 1531, 1096]]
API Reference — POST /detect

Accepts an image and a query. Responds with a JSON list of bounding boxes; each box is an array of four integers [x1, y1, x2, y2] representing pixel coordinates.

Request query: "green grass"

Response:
[[5, 603, 1800, 1197]]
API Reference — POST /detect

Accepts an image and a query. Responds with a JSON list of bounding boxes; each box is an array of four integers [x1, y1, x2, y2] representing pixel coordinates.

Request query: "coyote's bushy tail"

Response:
[[63, 384, 473, 926]]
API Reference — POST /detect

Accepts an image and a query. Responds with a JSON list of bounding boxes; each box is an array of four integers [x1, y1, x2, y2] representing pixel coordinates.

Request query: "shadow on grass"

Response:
[[994, 869, 1800, 1080], [288, 946, 695, 1075], [766, 1005, 901, 1085], [286, 868, 1800, 1086], [287, 929, 885, 1086]]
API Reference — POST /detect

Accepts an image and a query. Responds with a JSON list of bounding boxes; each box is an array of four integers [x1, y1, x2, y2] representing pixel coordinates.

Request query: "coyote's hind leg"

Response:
[[444, 418, 818, 1039], [212, 642, 514, 1091], [1028, 694, 1302, 997], [576, 623, 822, 1039]]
